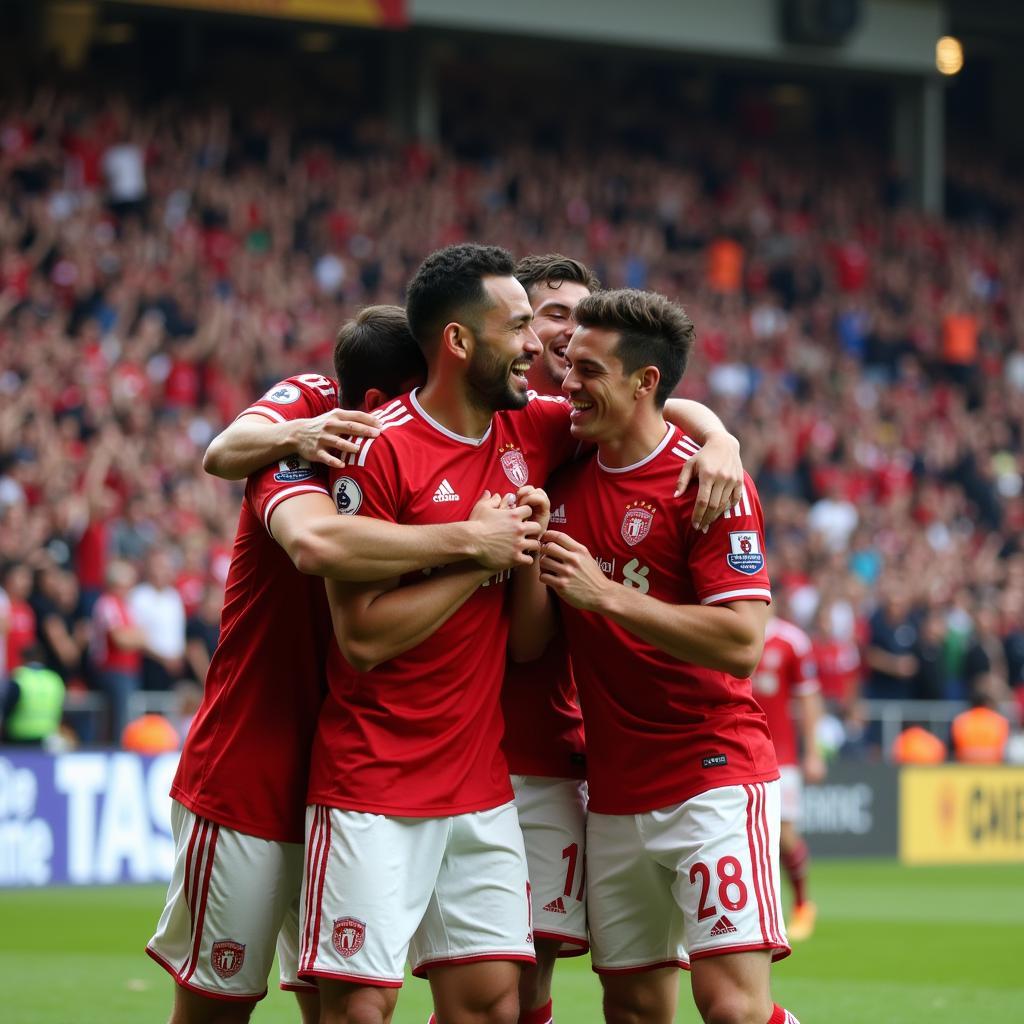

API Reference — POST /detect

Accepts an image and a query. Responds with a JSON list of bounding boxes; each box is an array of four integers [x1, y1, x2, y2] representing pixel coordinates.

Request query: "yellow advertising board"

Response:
[[119, 0, 406, 27], [900, 766, 1024, 865]]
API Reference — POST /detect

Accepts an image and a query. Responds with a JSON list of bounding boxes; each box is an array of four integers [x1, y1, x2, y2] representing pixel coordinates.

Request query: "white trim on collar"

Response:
[[409, 389, 493, 447], [597, 422, 675, 474]]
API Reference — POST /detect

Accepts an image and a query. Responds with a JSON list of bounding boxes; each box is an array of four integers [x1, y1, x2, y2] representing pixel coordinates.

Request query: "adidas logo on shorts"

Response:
[[709, 915, 738, 937], [432, 479, 460, 503], [543, 896, 567, 914]]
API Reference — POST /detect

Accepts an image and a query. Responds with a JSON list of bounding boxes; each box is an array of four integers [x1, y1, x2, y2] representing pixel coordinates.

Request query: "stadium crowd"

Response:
[[0, 87, 1022, 751]]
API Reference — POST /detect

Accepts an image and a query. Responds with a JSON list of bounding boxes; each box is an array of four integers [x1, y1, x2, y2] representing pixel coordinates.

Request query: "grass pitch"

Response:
[[0, 860, 1020, 1023]]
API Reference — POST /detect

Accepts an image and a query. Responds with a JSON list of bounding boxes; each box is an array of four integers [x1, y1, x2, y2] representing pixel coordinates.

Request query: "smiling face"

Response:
[[464, 275, 541, 412], [527, 280, 592, 389], [562, 325, 649, 443]]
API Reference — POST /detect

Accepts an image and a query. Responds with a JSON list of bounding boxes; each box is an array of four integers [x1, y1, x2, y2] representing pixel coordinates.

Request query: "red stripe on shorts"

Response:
[[182, 822, 220, 984], [753, 783, 780, 946], [301, 807, 326, 974], [758, 784, 783, 945], [743, 785, 769, 947], [183, 815, 202, 915], [308, 808, 332, 974]]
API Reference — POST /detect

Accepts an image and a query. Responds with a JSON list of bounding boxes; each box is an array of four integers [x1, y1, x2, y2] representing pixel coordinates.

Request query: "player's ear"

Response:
[[362, 388, 390, 412], [441, 321, 472, 363], [633, 366, 660, 401]]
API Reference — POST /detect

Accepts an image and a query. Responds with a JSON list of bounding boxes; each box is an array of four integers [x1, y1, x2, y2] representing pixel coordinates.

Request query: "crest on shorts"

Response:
[[499, 445, 529, 487], [332, 917, 365, 958], [211, 940, 246, 978], [621, 500, 656, 547]]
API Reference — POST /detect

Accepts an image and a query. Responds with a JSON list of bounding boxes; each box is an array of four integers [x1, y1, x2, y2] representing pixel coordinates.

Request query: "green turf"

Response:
[[1, 860, 1021, 1023]]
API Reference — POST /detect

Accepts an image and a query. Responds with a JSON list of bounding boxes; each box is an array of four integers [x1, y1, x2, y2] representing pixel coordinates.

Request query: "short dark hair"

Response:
[[405, 244, 516, 354], [333, 305, 427, 408], [514, 253, 600, 297], [574, 289, 696, 407]]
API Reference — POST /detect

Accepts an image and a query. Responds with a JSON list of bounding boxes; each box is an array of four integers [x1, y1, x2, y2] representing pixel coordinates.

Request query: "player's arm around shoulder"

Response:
[[202, 375, 381, 481]]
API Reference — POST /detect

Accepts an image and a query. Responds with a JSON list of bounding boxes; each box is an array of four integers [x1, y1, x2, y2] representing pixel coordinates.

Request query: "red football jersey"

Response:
[[171, 375, 337, 843], [307, 389, 578, 816], [751, 618, 820, 767], [501, 635, 586, 779], [547, 423, 777, 814]]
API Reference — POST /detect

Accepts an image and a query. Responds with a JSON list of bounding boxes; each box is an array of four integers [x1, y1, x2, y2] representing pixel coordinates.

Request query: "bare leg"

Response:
[[689, 950, 772, 1024], [428, 960, 521, 1024], [168, 985, 257, 1024], [316, 979, 399, 1024], [599, 965, 678, 1024]]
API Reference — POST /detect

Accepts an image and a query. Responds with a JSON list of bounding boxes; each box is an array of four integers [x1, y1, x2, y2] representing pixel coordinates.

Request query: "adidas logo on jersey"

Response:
[[542, 897, 567, 914], [549, 503, 566, 524], [432, 479, 460, 503], [709, 915, 738, 937]]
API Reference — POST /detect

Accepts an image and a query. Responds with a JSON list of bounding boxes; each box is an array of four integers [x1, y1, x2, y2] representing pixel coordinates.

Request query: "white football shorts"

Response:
[[511, 775, 589, 956], [298, 801, 535, 986], [587, 781, 791, 973], [147, 800, 315, 1000]]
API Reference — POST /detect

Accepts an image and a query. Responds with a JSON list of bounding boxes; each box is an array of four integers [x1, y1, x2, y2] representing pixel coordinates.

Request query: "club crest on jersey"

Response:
[[263, 383, 300, 405], [727, 531, 764, 575], [499, 444, 530, 487], [332, 918, 365, 958], [621, 500, 656, 547], [275, 455, 315, 482], [333, 476, 363, 515], [211, 940, 245, 978]]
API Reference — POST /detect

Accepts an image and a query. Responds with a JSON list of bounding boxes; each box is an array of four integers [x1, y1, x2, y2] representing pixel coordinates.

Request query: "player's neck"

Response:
[[416, 377, 493, 440], [597, 410, 670, 470]]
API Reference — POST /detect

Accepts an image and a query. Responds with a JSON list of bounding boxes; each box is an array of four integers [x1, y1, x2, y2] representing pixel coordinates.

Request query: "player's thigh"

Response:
[[689, 950, 773, 1024], [170, 983, 256, 1024], [650, 782, 790, 964], [299, 806, 448, 988], [600, 965, 679, 1024], [585, 810, 687, 973], [777, 765, 803, 826], [429, 960, 521, 1024], [511, 775, 589, 954], [315, 980, 399, 1024], [410, 802, 534, 979], [149, 801, 298, 1002]]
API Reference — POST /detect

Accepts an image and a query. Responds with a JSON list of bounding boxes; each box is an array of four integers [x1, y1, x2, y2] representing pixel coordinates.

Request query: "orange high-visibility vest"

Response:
[[892, 725, 947, 764], [951, 706, 1009, 764]]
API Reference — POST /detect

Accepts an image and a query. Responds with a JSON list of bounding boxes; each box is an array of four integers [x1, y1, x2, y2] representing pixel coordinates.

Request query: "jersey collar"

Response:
[[409, 389, 493, 447], [597, 422, 675, 474]]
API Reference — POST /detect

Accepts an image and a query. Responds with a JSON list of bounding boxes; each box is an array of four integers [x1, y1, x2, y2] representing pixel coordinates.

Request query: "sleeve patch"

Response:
[[726, 531, 765, 575], [333, 476, 363, 515], [274, 456, 316, 482], [263, 383, 301, 405]]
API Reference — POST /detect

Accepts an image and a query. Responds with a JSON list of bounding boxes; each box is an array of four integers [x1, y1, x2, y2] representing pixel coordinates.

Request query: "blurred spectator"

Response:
[[91, 560, 147, 742], [950, 676, 1010, 764], [128, 551, 186, 691], [4, 564, 36, 672], [171, 680, 203, 744], [963, 607, 1012, 701], [2, 641, 65, 746], [865, 586, 919, 702], [184, 584, 221, 685], [30, 566, 89, 683]]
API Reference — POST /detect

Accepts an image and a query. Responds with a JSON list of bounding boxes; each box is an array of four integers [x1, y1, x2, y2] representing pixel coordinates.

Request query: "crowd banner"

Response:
[[0, 750, 178, 888], [801, 761, 899, 857], [900, 765, 1024, 865]]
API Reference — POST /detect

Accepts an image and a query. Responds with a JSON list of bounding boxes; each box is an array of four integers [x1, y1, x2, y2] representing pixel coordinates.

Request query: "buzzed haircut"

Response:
[[405, 243, 516, 354], [574, 289, 696, 407], [514, 253, 601, 297], [333, 305, 427, 408]]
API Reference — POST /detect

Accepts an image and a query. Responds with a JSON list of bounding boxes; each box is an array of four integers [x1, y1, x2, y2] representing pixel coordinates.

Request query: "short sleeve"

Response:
[[236, 374, 338, 424], [687, 473, 772, 606], [249, 457, 329, 534], [327, 434, 402, 525]]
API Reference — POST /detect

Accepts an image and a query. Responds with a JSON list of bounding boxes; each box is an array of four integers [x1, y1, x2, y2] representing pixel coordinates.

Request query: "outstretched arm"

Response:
[[269, 491, 542, 582], [662, 399, 743, 531], [539, 530, 768, 677], [203, 409, 381, 481]]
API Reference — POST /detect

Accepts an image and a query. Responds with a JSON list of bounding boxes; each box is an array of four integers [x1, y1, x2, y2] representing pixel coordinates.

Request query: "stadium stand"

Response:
[[0, 86, 1021, 751]]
